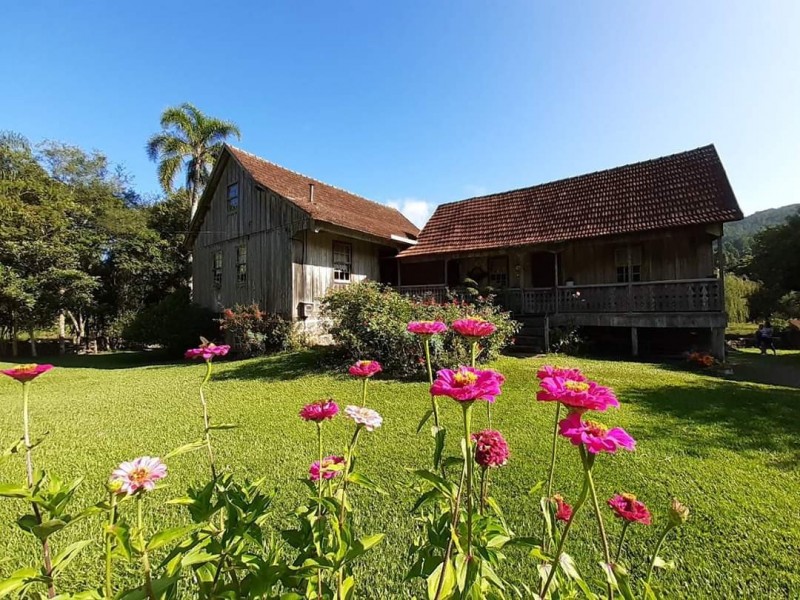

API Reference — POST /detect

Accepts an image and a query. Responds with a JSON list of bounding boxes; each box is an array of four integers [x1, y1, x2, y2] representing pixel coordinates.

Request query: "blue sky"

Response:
[[2, 1, 798, 226]]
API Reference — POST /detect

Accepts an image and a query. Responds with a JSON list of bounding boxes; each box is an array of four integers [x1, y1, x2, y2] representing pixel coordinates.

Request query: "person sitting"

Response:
[[761, 321, 777, 356]]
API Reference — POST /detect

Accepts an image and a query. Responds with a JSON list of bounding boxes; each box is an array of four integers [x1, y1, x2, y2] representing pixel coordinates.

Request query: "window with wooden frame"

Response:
[[236, 244, 247, 284], [212, 250, 223, 288], [332, 241, 352, 282], [487, 255, 509, 288], [227, 182, 239, 212], [615, 246, 642, 283]]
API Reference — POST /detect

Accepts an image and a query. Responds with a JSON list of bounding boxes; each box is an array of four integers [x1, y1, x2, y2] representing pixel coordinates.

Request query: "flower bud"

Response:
[[668, 497, 690, 526]]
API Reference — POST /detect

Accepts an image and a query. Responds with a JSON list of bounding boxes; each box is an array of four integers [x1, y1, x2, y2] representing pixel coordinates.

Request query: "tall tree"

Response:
[[146, 103, 240, 217]]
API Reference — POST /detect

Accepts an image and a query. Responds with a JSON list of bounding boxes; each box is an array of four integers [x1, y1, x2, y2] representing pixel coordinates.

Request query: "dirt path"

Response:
[[727, 350, 800, 389]]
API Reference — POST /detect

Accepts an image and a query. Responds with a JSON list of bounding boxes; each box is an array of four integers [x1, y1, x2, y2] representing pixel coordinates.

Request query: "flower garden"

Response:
[[0, 324, 799, 599]]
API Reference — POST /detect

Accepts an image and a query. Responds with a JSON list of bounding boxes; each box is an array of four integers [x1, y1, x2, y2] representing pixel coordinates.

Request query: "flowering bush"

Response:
[[219, 303, 296, 356], [321, 281, 519, 377]]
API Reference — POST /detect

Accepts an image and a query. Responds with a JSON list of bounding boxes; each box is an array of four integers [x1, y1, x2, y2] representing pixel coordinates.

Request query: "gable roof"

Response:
[[399, 145, 742, 259], [189, 145, 419, 245]]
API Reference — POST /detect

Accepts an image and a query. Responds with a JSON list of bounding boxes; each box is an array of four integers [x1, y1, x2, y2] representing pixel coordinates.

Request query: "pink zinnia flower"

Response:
[[608, 493, 652, 525], [299, 399, 339, 422], [1, 363, 53, 383], [344, 405, 383, 431], [348, 360, 382, 378], [185, 342, 230, 361], [558, 412, 636, 454], [452, 317, 497, 339], [109, 456, 167, 495], [309, 455, 346, 481], [472, 429, 509, 468], [537, 376, 619, 413], [407, 321, 448, 336], [552, 494, 573, 522], [430, 366, 505, 403], [536, 365, 586, 381]]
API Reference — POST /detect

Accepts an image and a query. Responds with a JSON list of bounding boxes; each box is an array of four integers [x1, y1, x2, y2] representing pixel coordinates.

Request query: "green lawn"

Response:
[[1, 351, 799, 598]]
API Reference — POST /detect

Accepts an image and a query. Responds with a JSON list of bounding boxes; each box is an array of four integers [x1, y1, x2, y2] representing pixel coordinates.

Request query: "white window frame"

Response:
[[332, 241, 352, 283]]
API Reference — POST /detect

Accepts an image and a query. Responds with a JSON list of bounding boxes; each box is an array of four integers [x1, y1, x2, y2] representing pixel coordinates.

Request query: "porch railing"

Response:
[[398, 279, 722, 314]]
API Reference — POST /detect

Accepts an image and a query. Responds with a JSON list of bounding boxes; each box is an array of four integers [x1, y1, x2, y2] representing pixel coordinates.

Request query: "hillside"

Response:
[[723, 203, 799, 264]]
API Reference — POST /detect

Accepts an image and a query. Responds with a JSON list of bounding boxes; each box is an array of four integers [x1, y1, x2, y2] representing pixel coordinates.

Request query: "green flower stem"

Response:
[[361, 378, 368, 407], [543, 403, 562, 553], [316, 422, 324, 599], [582, 448, 614, 600], [137, 496, 155, 600], [433, 461, 467, 600], [423, 338, 441, 430], [645, 524, 675, 584], [199, 360, 217, 480], [22, 382, 55, 599], [540, 468, 590, 598], [105, 492, 118, 599], [615, 521, 631, 563], [462, 403, 475, 558], [338, 426, 362, 524], [479, 467, 488, 515]]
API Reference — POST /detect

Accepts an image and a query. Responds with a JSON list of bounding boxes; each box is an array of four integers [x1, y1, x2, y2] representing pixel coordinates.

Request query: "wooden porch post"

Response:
[[631, 326, 639, 357], [553, 251, 559, 314], [443, 258, 449, 286], [717, 233, 726, 314], [626, 244, 633, 312]]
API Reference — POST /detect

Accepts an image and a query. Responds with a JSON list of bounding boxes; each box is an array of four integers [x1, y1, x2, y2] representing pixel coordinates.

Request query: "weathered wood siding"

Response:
[[192, 156, 309, 315], [292, 231, 381, 325]]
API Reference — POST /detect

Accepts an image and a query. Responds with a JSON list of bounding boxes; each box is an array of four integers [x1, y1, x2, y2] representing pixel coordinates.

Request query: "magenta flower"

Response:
[[109, 456, 167, 495], [472, 429, 509, 468], [299, 399, 339, 422], [608, 493, 652, 525], [407, 321, 448, 336], [185, 343, 230, 361], [558, 412, 635, 454], [309, 455, 346, 481], [430, 366, 505, 403], [452, 317, 497, 339], [1, 363, 53, 384], [536, 365, 586, 382], [537, 376, 619, 413], [552, 494, 573, 522], [344, 405, 383, 431], [348, 360, 383, 378]]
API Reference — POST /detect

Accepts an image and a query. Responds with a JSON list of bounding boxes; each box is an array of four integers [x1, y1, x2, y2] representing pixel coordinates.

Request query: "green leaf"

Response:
[[208, 423, 238, 430], [146, 525, 197, 551], [427, 560, 455, 600], [51, 540, 92, 576], [0, 483, 29, 499], [0, 567, 40, 597], [343, 533, 384, 564], [32, 519, 67, 541], [433, 428, 446, 470], [416, 409, 434, 434], [528, 480, 545, 496], [164, 439, 207, 459], [642, 582, 659, 600], [611, 563, 636, 600], [118, 575, 179, 600], [412, 469, 458, 499], [346, 472, 386, 494], [652, 556, 676, 570]]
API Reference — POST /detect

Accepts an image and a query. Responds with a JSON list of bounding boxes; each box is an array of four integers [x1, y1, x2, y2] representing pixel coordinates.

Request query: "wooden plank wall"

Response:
[[192, 157, 310, 315]]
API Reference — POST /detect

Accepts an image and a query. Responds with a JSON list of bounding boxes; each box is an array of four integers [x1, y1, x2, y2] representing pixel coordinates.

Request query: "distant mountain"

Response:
[[723, 204, 799, 264]]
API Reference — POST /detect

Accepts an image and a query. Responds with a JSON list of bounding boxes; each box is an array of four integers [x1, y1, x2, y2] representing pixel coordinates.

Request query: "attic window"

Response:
[[227, 182, 239, 212]]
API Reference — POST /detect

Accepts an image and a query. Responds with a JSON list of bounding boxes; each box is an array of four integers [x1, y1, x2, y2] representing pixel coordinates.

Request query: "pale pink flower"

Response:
[[472, 429, 509, 468], [344, 405, 383, 431], [537, 376, 619, 413], [431, 366, 505, 403], [608, 493, 652, 525], [309, 455, 346, 481], [407, 321, 448, 336], [558, 412, 635, 454], [299, 399, 339, 422], [1, 363, 53, 383], [348, 360, 383, 378], [110, 456, 167, 495], [452, 317, 497, 339]]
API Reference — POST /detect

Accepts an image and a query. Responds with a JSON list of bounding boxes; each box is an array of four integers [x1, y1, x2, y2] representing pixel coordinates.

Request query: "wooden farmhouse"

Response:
[[396, 145, 743, 357], [187, 145, 419, 333]]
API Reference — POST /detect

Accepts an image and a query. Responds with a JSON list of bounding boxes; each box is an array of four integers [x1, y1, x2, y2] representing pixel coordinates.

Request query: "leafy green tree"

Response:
[[146, 103, 240, 217]]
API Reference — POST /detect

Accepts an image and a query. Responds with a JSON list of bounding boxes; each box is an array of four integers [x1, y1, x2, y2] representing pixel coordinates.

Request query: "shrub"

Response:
[[219, 303, 296, 356], [321, 281, 519, 377], [122, 288, 218, 355]]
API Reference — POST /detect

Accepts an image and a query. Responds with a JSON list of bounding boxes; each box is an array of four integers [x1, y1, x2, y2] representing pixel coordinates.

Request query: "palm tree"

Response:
[[146, 103, 241, 218]]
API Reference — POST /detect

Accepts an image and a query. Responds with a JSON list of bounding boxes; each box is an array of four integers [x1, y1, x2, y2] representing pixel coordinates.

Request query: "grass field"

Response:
[[1, 351, 799, 598]]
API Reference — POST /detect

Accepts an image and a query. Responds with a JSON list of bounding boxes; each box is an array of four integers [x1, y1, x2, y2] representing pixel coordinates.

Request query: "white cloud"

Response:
[[386, 197, 434, 229]]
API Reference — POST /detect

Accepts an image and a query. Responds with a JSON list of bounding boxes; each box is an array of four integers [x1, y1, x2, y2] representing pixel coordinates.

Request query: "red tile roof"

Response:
[[399, 145, 742, 259], [226, 146, 419, 242]]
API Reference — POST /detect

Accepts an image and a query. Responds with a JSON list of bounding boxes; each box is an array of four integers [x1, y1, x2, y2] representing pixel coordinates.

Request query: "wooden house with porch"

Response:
[[396, 145, 743, 357], [187, 145, 419, 335]]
